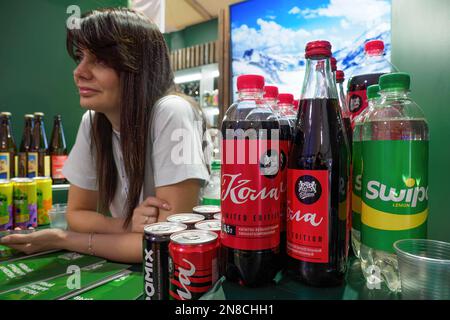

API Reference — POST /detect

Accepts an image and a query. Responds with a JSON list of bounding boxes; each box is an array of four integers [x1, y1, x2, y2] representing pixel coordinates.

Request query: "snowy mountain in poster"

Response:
[[230, 0, 392, 98]]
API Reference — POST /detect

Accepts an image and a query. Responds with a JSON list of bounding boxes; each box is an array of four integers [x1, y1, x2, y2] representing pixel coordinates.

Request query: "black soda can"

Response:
[[193, 205, 221, 220], [144, 222, 187, 300], [166, 213, 205, 229]]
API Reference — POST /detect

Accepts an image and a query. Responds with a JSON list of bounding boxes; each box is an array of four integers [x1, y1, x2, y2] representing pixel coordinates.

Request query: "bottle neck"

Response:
[[379, 89, 409, 105], [264, 98, 279, 111], [301, 56, 337, 100], [238, 89, 264, 101]]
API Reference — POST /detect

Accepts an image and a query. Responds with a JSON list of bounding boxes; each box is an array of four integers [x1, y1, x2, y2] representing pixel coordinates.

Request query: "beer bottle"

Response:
[[49, 115, 68, 184], [0, 112, 17, 179], [18, 114, 34, 177], [29, 112, 50, 178]]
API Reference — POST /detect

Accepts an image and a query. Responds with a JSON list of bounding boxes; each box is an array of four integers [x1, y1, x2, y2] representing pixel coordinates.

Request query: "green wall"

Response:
[[0, 0, 128, 151], [164, 18, 218, 51], [392, 0, 450, 242]]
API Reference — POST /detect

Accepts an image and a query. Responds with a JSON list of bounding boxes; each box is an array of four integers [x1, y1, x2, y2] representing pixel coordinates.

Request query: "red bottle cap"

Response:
[[278, 93, 294, 105], [263, 86, 279, 99], [305, 40, 332, 58], [364, 40, 384, 55], [330, 57, 337, 72], [237, 74, 265, 90], [336, 70, 345, 81]]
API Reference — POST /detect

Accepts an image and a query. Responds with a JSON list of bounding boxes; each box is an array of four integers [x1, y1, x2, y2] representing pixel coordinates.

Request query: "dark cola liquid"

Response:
[[342, 116, 352, 156], [221, 120, 281, 287], [279, 121, 291, 267], [288, 98, 349, 286]]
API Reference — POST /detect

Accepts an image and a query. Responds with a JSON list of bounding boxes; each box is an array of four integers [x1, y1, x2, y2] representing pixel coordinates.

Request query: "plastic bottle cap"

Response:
[[237, 74, 265, 91], [330, 57, 337, 72], [34, 112, 45, 117], [305, 40, 332, 58], [336, 70, 345, 81], [25, 114, 34, 118], [379, 72, 410, 91], [365, 40, 384, 55], [263, 86, 279, 99], [367, 84, 381, 99], [278, 93, 294, 105], [0, 112, 12, 116]]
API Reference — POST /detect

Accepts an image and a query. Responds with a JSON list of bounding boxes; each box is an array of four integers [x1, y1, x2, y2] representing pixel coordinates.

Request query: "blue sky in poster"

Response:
[[230, 0, 392, 96]]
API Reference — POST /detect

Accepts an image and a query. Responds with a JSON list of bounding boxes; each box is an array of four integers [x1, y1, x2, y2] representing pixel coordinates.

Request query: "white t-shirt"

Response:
[[62, 95, 209, 218]]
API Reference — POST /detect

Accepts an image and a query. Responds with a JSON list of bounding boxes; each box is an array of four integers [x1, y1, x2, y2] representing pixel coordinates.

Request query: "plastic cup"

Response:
[[394, 239, 450, 300], [49, 203, 68, 230]]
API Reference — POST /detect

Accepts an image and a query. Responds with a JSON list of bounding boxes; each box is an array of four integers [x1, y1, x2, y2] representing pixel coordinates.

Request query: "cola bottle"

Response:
[[263, 85, 290, 263], [287, 41, 350, 286], [347, 40, 397, 121], [336, 70, 352, 152], [278, 94, 297, 131], [221, 74, 281, 287]]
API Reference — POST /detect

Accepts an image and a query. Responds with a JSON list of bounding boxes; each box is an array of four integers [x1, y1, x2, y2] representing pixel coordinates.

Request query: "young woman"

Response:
[[0, 8, 209, 263]]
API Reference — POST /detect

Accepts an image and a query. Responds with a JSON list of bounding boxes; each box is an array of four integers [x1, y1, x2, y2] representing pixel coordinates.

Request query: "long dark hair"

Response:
[[67, 8, 175, 228]]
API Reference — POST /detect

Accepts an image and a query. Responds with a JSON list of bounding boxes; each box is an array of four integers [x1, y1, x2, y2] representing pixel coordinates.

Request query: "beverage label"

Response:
[[51, 155, 68, 180], [0, 153, 11, 180], [44, 155, 51, 177], [287, 169, 329, 263], [221, 139, 281, 251], [18, 152, 27, 177], [347, 89, 368, 121], [361, 140, 428, 253], [27, 153, 38, 178], [201, 197, 220, 206], [279, 140, 289, 233], [14, 155, 18, 178], [352, 141, 362, 232]]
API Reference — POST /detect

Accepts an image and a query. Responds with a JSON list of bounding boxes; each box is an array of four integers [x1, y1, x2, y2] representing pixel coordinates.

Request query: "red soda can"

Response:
[[169, 230, 219, 300], [195, 219, 221, 236], [166, 213, 204, 229]]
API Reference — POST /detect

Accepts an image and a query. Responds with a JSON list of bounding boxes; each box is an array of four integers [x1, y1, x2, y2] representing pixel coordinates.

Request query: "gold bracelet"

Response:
[[88, 233, 95, 256]]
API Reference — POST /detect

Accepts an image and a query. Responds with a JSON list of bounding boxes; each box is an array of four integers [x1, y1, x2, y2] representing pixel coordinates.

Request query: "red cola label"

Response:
[[221, 139, 281, 251], [347, 89, 368, 121], [279, 140, 289, 233], [169, 242, 219, 300], [287, 169, 329, 263]]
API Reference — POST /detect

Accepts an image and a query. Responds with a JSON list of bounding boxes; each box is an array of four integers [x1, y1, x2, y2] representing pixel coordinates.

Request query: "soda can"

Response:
[[0, 180, 13, 231], [169, 230, 219, 300], [213, 213, 221, 220], [193, 205, 220, 220], [166, 213, 204, 229], [144, 222, 187, 300], [33, 177, 52, 226], [11, 178, 37, 229], [195, 220, 221, 236]]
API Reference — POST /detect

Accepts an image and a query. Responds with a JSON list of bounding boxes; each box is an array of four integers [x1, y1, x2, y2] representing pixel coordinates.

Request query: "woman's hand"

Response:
[[0, 229, 68, 255], [130, 197, 171, 233]]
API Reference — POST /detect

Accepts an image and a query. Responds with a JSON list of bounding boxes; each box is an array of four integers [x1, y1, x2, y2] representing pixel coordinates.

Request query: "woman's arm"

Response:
[[155, 179, 202, 222], [1, 229, 143, 264], [63, 231, 143, 263], [66, 184, 127, 234]]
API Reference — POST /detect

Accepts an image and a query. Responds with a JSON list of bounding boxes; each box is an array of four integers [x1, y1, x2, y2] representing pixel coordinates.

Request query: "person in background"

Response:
[[0, 8, 209, 263]]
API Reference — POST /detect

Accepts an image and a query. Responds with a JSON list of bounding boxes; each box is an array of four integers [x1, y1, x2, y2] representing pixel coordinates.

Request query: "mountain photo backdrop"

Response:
[[230, 0, 392, 99]]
